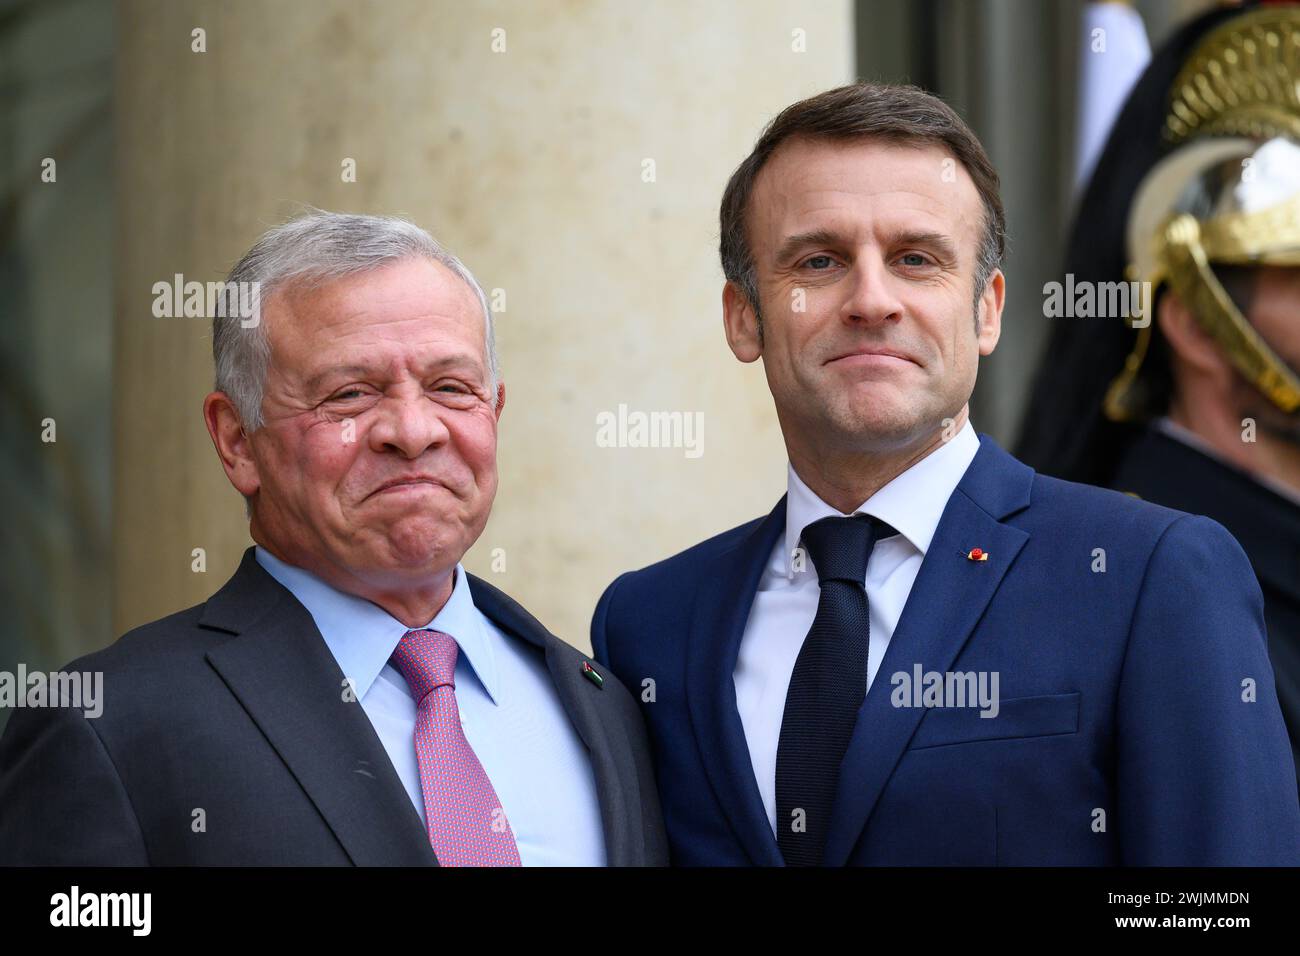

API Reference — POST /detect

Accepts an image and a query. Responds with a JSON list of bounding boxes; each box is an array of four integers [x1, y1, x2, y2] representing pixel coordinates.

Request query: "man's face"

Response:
[[1234, 266, 1300, 443], [725, 137, 1002, 455], [243, 257, 502, 591]]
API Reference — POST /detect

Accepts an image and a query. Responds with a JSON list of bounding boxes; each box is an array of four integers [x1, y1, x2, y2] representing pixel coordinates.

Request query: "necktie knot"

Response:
[[800, 514, 895, 585], [390, 628, 458, 703]]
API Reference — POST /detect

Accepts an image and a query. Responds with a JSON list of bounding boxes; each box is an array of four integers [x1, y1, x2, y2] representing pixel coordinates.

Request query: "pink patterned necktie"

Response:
[[389, 629, 522, 866]]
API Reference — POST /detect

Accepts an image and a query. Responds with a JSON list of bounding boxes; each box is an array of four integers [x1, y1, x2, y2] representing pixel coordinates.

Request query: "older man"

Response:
[[0, 211, 666, 866], [591, 83, 1300, 866]]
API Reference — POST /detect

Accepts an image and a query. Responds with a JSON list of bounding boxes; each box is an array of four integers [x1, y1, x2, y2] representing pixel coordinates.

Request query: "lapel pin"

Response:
[[581, 660, 605, 688], [966, 548, 989, 562]]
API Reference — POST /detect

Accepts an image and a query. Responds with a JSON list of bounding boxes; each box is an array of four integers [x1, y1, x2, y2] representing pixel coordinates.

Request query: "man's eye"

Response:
[[331, 389, 366, 401], [435, 383, 468, 394], [804, 255, 836, 270], [899, 253, 930, 267]]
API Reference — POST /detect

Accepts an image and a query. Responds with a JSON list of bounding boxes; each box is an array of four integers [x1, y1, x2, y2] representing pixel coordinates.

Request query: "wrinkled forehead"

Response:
[[748, 136, 984, 255], [263, 257, 487, 373]]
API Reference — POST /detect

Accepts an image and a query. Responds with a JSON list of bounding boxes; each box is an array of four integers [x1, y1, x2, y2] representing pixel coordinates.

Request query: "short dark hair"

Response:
[[719, 82, 1006, 321]]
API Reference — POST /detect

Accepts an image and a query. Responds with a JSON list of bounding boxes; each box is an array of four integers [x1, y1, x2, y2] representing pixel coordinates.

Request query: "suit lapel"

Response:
[[202, 549, 436, 866], [467, 574, 647, 867], [686, 499, 788, 866], [823, 437, 1033, 865]]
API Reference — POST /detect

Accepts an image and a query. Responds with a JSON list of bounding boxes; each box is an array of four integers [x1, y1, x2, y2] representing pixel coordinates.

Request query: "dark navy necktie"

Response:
[[775, 512, 895, 866]]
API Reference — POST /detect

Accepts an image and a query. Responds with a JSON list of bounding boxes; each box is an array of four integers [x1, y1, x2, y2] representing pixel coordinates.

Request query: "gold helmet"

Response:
[[1106, 5, 1300, 421]]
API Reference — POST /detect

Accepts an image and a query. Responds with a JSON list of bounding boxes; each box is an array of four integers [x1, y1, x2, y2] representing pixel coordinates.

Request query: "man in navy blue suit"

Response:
[[590, 83, 1300, 866]]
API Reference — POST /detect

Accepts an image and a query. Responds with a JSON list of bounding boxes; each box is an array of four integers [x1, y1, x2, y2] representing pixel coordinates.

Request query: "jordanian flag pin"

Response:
[[581, 660, 605, 688], [966, 548, 989, 562]]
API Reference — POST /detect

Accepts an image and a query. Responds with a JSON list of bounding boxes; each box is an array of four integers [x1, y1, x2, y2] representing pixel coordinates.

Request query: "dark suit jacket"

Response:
[[0, 548, 667, 866], [592, 435, 1300, 865], [1113, 425, 1300, 797]]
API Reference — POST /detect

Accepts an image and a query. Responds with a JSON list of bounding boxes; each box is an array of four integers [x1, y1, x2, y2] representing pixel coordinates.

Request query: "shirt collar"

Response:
[[1153, 415, 1223, 462], [781, 419, 981, 580], [253, 547, 501, 704]]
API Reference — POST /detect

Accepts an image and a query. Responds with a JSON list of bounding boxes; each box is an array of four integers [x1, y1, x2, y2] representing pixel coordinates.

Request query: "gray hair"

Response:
[[213, 210, 498, 431]]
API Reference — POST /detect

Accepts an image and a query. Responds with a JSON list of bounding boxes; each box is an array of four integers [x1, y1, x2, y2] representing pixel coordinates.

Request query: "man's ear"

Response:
[[1157, 288, 1227, 375], [976, 269, 1005, 356], [722, 281, 762, 363], [494, 380, 506, 420], [203, 391, 260, 498]]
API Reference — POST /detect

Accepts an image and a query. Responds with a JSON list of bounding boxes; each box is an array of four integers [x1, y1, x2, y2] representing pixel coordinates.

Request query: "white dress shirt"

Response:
[[255, 547, 607, 866], [733, 421, 982, 835]]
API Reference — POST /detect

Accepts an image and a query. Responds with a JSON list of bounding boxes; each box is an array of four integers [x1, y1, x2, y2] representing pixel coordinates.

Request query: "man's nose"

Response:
[[839, 255, 905, 325], [366, 393, 451, 458]]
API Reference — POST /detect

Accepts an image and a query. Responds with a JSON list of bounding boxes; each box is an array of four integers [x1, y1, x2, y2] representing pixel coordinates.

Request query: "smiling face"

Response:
[[218, 256, 502, 597], [723, 136, 1003, 460]]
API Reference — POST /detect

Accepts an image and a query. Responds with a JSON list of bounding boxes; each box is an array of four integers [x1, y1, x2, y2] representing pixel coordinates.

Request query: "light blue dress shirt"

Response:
[[734, 420, 982, 835], [255, 547, 607, 866]]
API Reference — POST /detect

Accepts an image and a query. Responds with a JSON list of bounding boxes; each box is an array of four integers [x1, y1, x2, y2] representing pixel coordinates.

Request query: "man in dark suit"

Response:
[[0, 211, 666, 866], [591, 83, 1300, 866]]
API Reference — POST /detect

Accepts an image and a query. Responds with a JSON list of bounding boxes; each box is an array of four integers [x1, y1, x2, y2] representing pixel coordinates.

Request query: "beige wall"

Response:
[[114, 0, 853, 649]]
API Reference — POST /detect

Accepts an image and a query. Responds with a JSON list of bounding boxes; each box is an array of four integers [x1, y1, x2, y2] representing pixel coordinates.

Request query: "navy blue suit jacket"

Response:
[[591, 435, 1300, 865]]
